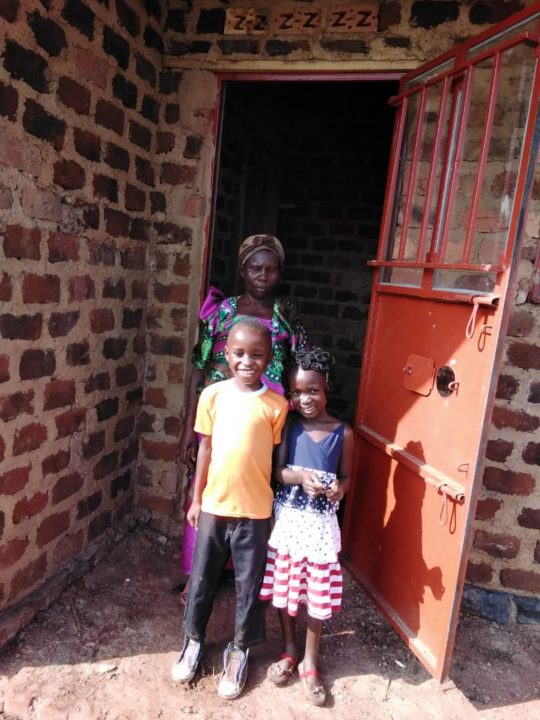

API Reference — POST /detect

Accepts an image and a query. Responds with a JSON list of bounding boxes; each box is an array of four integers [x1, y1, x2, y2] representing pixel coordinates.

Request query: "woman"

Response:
[[178, 234, 309, 579]]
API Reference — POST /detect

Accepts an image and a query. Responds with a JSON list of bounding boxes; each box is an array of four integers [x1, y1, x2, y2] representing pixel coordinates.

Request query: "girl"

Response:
[[259, 348, 353, 706]]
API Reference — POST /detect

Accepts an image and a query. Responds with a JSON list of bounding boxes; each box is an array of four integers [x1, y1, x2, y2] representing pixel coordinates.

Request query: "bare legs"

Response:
[[272, 609, 324, 694]]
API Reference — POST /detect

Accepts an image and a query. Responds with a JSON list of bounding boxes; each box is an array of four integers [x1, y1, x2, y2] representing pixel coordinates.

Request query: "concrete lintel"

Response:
[[163, 56, 418, 73]]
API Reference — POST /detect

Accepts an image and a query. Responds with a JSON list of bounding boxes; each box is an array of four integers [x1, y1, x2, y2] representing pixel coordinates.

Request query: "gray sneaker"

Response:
[[171, 638, 203, 683], [218, 642, 249, 700]]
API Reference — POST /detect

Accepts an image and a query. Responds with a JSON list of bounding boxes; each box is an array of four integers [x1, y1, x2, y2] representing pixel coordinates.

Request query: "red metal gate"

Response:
[[342, 3, 540, 681]]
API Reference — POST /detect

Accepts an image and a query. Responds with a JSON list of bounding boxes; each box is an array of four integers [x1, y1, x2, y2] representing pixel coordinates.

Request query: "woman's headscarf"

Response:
[[238, 234, 285, 269]]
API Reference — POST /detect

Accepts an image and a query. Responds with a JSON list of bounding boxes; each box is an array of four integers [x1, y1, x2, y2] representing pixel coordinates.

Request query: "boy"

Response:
[[172, 317, 289, 699]]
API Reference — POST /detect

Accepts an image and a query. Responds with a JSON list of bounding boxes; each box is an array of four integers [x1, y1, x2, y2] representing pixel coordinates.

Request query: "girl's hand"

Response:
[[179, 427, 198, 467], [326, 481, 344, 502], [301, 472, 325, 498], [186, 500, 202, 529]]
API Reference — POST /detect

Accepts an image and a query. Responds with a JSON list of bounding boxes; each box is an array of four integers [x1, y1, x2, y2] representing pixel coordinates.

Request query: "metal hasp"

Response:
[[342, 2, 540, 682]]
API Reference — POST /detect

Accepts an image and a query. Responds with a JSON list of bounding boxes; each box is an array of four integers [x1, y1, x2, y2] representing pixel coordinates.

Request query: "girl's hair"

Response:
[[289, 347, 335, 391]]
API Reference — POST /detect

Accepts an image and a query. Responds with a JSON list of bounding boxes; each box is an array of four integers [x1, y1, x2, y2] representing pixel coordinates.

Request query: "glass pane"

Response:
[[385, 91, 421, 261], [381, 267, 423, 287], [405, 59, 455, 88], [440, 60, 493, 264], [468, 15, 540, 59], [433, 269, 496, 293], [469, 41, 536, 264]]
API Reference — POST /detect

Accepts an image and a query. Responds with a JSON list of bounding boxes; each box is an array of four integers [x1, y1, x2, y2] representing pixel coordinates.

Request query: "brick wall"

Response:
[[0, 0, 179, 619]]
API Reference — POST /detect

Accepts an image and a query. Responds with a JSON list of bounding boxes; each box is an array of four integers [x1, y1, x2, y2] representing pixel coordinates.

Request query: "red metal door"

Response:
[[342, 4, 540, 681]]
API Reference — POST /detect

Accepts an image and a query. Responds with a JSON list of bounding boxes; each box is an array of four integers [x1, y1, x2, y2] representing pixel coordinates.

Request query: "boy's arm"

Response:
[[326, 423, 354, 502], [186, 434, 211, 529]]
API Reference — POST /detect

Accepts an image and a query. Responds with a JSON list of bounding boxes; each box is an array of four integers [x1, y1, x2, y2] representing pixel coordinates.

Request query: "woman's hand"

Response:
[[179, 426, 198, 467], [186, 500, 202, 529], [301, 471, 325, 498], [325, 481, 344, 502]]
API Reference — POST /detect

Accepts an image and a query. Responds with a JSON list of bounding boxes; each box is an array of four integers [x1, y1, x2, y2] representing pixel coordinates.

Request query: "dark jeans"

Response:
[[183, 511, 271, 650]]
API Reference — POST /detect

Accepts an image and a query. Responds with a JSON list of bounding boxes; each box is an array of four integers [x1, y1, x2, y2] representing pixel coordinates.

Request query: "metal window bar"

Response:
[[462, 53, 502, 265]]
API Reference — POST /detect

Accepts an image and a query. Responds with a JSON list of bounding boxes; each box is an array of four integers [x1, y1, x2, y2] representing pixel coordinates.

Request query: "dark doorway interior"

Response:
[[208, 80, 398, 421]]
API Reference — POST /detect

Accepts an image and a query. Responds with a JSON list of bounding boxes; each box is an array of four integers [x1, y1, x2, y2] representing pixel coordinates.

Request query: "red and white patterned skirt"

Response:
[[259, 503, 343, 620]]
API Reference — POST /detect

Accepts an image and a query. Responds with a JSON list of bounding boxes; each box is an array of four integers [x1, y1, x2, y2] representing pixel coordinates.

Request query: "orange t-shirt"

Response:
[[194, 379, 288, 519]]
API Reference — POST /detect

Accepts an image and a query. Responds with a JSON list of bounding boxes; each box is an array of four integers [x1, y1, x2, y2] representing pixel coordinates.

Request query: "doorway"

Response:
[[206, 79, 398, 421]]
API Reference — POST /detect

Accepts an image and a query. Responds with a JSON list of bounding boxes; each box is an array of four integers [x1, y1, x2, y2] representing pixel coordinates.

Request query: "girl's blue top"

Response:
[[275, 414, 345, 515]]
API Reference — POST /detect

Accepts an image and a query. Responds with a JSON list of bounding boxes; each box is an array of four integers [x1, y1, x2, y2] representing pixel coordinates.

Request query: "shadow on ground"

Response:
[[0, 532, 538, 720]]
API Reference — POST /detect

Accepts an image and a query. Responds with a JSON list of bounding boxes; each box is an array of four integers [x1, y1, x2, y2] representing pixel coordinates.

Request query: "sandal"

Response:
[[298, 662, 326, 706], [267, 653, 297, 686]]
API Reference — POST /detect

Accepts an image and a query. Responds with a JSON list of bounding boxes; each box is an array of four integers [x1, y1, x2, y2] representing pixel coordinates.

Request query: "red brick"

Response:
[[13, 423, 47, 455], [485, 438, 513, 462], [125, 183, 146, 211], [49, 311, 79, 337], [44, 379, 76, 410], [0, 355, 8, 385], [0, 273, 12, 302], [95, 99, 124, 135], [160, 162, 196, 186], [474, 530, 520, 559], [3, 225, 41, 260], [517, 507, 540, 530], [76, 47, 108, 89], [42, 449, 70, 476], [523, 441, 540, 465], [132, 279, 147, 299], [116, 364, 137, 386], [83, 430, 105, 459], [55, 408, 86, 438], [21, 186, 61, 222], [105, 208, 130, 237], [492, 406, 540, 432], [0, 127, 42, 176], [535, 542, 540, 564], [0, 314, 42, 340], [20, 349, 56, 379], [53, 159, 86, 190], [94, 451, 118, 480], [173, 254, 191, 276], [156, 131, 175, 154], [37, 510, 70, 547], [0, 390, 34, 422], [167, 363, 184, 384], [84, 372, 110, 393], [500, 568, 540, 594], [13, 491, 48, 523], [495, 373, 519, 401], [22, 274, 60, 303], [121, 246, 146, 270], [48, 232, 80, 262], [0, 435, 4, 463], [150, 334, 185, 358], [145, 387, 167, 409], [466, 561, 493, 584], [90, 308, 115, 333], [183, 195, 202, 218], [507, 341, 540, 370], [0, 538, 29, 569], [170, 308, 188, 332], [164, 416, 182, 437], [153, 281, 189, 304], [475, 497, 502, 520], [68, 275, 95, 302], [88, 510, 111, 540], [74, 127, 101, 161], [142, 439, 177, 462], [114, 415, 135, 441], [483, 466, 535, 495], [57, 76, 91, 115], [9, 553, 47, 600], [138, 493, 175, 516], [53, 529, 84, 564], [508, 310, 535, 337], [0, 465, 31, 495]]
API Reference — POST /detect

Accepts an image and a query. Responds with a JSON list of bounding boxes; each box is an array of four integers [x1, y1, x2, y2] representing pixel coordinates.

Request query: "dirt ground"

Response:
[[0, 532, 538, 720]]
